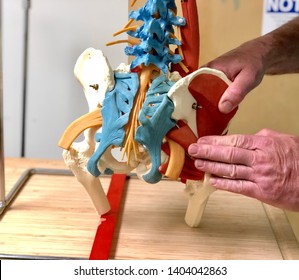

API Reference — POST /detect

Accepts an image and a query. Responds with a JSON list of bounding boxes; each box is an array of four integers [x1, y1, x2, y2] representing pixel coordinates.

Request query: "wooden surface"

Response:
[[285, 211, 299, 243], [1, 158, 299, 260]]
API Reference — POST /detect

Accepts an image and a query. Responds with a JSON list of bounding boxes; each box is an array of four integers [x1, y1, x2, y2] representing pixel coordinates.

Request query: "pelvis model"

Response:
[[58, 0, 237, 227]]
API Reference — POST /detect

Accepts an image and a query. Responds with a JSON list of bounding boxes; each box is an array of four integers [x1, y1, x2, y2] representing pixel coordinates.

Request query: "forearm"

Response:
[[260, 16, 299, 74]]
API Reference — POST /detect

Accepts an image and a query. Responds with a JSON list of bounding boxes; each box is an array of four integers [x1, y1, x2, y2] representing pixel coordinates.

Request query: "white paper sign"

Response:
[[262, 0, 299, 34]]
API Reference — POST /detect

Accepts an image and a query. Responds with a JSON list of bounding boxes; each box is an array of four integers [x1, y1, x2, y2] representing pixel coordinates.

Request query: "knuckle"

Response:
[[229, 165, 237, 178], [200, 145, 211, 158], [229, 135, 254, 150], [235, 180, 245, 194], [257, 128, 274, 137], [226, 147, 237, 163], [194, 159, 205, 169], [238, 135, 254, 149], [263, 136, 275, 147]]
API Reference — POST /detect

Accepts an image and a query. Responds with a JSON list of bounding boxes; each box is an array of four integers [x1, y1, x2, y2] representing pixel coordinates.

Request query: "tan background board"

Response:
[[1, 158, 299, 259]]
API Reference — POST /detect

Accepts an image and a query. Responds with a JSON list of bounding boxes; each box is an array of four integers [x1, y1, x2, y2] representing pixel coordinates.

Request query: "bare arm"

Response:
[[263, 16, 299, 74]]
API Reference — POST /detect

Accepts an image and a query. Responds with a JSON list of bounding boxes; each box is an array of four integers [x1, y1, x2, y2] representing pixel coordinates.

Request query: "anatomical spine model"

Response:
[[58, 0, 237, 227]]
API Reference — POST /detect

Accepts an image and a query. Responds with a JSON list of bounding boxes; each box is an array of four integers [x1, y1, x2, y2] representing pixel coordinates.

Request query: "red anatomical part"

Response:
[[171, 0, 200, 76], [161, 73, 238, 183], [189, 74, 238, 137]]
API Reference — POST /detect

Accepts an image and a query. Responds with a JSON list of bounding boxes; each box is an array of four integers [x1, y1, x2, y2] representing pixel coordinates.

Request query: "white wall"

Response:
[[3, 0, 128, 159]]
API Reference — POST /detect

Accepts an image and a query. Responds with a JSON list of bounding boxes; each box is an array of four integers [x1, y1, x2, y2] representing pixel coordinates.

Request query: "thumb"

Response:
[[219, 71, 257, 113]]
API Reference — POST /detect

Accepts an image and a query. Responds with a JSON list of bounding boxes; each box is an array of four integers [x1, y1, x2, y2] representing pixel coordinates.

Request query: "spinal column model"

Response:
[[58, 0, 238, 227]]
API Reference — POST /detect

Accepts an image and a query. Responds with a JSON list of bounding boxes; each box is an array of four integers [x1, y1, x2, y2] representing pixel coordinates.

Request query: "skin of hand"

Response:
[[205, 39, 266, 114], [204, 16, 299, 114], [188, 129, 299, 211]]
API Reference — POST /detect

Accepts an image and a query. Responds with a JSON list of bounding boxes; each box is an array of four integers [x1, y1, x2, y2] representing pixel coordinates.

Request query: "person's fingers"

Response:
[[189, 144, 254, 166], [188, 130, 299, 210], [256, 128, 285, 137], [209, 176, 260, 199], [194, 159, 253, 180], [196, 134, 258, 150], [188, 134, 260, 167]]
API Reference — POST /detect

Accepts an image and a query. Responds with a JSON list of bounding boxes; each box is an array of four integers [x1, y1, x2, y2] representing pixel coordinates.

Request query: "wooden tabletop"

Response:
[[1, 158, 299, 259]]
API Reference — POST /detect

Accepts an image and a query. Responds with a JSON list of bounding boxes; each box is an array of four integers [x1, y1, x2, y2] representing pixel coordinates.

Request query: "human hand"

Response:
[[205, 39, 267, 113], [188, 129, 299, 211]]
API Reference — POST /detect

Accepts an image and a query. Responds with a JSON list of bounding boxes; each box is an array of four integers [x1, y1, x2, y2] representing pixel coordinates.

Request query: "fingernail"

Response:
[[195, 159, 204, 168], [198, 137, 208, 144], [188, 144, 197, 155], [220, 101, 234, 113], [209, 177, 217, 186]]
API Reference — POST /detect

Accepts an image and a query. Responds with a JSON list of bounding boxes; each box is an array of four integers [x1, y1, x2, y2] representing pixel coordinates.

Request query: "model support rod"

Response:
[[0, 0, 6, 211]]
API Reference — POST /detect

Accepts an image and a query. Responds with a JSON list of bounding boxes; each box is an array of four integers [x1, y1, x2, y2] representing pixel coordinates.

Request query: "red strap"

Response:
[[89, 174, 127, 260]]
